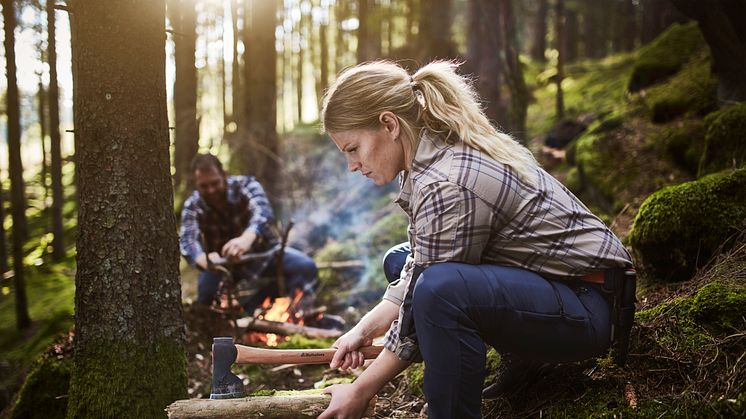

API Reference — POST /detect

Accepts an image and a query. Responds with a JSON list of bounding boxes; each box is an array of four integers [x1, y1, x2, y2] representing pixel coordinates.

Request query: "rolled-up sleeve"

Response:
[[179, 195, 204, 267]]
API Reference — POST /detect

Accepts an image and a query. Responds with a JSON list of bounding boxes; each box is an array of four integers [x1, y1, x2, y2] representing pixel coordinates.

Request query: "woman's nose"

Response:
[[346, 157, 361, 172]]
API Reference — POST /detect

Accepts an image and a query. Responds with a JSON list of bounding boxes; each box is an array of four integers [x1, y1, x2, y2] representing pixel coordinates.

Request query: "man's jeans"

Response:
[[197, 247, 318, 314], [383, 243, 611, 419]]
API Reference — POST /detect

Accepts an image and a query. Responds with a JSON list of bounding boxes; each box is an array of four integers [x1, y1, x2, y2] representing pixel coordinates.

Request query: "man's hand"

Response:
[[221, 231, 257, 260], [195, 252, 221, 270], [318, 383, 370, 419]]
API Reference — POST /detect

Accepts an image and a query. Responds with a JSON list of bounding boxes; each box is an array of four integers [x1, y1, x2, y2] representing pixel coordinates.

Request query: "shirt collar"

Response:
[[395, 130, 447, 211]]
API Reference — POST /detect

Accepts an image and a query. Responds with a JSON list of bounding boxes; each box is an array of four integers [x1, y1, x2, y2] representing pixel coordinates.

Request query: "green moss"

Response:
[[628, 22, 705, 92], [404, 362, 425, 397], [65, 339, 187, 419], [636, 281, 746, 355], [646, 50, 717, 123], [661, 120, 706, 175], [699, 103, 746, 176], [629, 168, 746, 281], [10, 356, 71, 419]]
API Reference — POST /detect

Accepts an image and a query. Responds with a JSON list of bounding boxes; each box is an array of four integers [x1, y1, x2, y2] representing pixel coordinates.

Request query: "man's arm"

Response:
[[179, 196, 207, 268]]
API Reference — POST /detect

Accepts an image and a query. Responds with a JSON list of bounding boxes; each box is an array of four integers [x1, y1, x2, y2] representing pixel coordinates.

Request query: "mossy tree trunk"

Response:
[[469, 1, 506, 129], [499, 0, 529, 140], [48, 0, 66, 261], [168, 0, 199, 194], [530, 0, 548, 62], [670, 0, 746, 103], [236, 0, 281, 202], [67, 1, 187, 417], [3, 0, 31, 331]]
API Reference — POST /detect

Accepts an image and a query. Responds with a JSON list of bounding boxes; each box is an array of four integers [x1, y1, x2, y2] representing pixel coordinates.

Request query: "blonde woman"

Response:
[[317, 61, 632, 419]]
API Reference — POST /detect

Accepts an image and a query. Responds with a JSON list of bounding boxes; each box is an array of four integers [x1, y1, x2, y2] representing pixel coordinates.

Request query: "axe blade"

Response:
[[210, 337, 246, 400]]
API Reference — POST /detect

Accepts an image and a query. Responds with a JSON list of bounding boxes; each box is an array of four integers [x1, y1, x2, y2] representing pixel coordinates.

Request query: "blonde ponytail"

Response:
[[321, 60, 538, 186]]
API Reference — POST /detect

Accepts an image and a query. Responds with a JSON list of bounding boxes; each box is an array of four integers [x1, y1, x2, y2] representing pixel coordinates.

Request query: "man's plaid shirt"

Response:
[[179, 176, 278, 282], [382, 132, 632, 362]]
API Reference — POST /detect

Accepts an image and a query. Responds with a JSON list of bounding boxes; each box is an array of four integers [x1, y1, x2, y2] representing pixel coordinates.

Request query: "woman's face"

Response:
[[330, 120, 406, 186]]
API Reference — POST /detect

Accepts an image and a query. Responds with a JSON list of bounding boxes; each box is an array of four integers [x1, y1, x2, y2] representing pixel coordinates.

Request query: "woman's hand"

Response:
[[317, 384, 370, 419], [330, 329, 372, 370]]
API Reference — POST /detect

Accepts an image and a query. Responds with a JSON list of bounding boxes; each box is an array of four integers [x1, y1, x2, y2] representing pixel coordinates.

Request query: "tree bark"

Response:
[[3, 0, 31, 331], [670, 0, 746, 103], [357, 0, 369, 62], [66, 0, 187, 416], [498, 0, 529, 139], [37, 80, 49, 202], [0, 178, 7, 274], [296, 8, 305, 123], [231, 0, 242, 125], [169, 0, 200, 193], [419, 0, 456, 61], [167, 395, 377, 419], [555, 0, 565, 119], [238, 0, 281, 202], [319, 4, 329, 95], [564, 7, 578, 62], [48, 0, 65, 261], [531, 0, 548, 61], [470, 0, 505, 129]]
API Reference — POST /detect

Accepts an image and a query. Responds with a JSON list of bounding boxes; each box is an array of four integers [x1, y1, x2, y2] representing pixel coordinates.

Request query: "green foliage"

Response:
[[699, 102, 746, 176], [10, 355, 71, 419], [628, 22, 705, 92], [629, 168, 746, 281], [364, 212, 408, 258]]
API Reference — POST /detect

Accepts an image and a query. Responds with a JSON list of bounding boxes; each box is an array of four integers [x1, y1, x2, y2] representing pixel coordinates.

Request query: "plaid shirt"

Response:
[[179, 176, 278, 282], [382, 131, 632, 361]]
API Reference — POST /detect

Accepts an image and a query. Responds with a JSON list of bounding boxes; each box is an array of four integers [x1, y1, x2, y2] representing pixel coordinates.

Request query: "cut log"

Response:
[[166, 394, 377, 418], [315, 260, 365, 269], [236, 316, 342, 339]]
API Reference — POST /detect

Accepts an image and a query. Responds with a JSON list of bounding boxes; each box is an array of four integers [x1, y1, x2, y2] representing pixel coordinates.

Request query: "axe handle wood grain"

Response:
[[235, 345, 384, 365]]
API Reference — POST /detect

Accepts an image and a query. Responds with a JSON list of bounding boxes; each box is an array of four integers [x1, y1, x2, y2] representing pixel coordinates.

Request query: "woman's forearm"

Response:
[[354, 349, 411, 400], [353, 299, 400, 340]]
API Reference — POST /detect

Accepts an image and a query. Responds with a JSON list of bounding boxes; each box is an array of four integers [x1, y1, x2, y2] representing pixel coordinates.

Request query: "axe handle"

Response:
[[235, 345, 384, 365]]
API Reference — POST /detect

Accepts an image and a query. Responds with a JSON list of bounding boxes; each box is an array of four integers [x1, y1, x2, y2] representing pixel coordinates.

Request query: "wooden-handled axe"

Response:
[[210, 336, 384, 399]]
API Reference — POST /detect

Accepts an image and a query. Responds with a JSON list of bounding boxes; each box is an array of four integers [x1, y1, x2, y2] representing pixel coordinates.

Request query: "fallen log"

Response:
[[166, 394, 377, 418], [236, 316, 342, 339]]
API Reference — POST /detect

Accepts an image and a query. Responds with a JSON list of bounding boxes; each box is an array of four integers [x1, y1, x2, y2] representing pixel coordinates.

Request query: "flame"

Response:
[[242, 289, 307, 347]]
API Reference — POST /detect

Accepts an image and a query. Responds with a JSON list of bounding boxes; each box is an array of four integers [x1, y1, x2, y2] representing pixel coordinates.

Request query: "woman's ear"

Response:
[[379, 111, 400, 140]]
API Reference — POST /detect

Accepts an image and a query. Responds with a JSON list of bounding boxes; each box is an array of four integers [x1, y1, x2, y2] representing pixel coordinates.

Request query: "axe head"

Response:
[[210, 337, 246, 399]]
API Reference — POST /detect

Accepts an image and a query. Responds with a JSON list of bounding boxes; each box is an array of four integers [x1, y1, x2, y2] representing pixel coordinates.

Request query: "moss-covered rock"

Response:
[[647, 50, 717, 123], [629, 168, 746, 281], [698, 103, 746, 176], [10, 355, 71, 419], [628, 22, 705, 92], [404, 362, 425, 397], [364, 211, 408, 258], [661, 119, 706, 176]]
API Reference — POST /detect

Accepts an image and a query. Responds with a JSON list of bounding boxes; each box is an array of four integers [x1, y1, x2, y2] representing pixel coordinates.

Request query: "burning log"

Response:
[[236, 316, 342, 339], [166, 394, 377, 418]]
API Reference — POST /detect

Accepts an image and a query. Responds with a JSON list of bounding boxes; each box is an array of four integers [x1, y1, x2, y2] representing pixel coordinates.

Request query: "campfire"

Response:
[[244, 290, 305, 346]]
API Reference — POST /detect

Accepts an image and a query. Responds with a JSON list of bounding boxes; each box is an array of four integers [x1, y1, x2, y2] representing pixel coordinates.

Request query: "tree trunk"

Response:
[[231, 0, 242, 124], [670, 0, 746, 103], [66, 0, 187, 416], [48, 0, 65, 261], [531, 0, 548, 61], [564, 7, 578, 62], [499, 0, 529, 139], [0, 178, 7, 274], [622, 0, 637, 52], [238, 0, 281, 202], [3, 0, 31, 331], [38, 80, 49, 202], [357, 0, 369, 62], [297, 8, 305, 123], [471, 0, 505, 128], [319, 8, 329, 95], [555, 0, 565, 119], [419, 0, 456, 61], [405, 0, 417, 48], [169, 0, 200, 193]]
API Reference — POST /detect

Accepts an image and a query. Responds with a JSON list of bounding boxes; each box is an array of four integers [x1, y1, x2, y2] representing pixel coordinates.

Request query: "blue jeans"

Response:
[[383, 243, 611, 419], [197, 247, 318, 313]]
